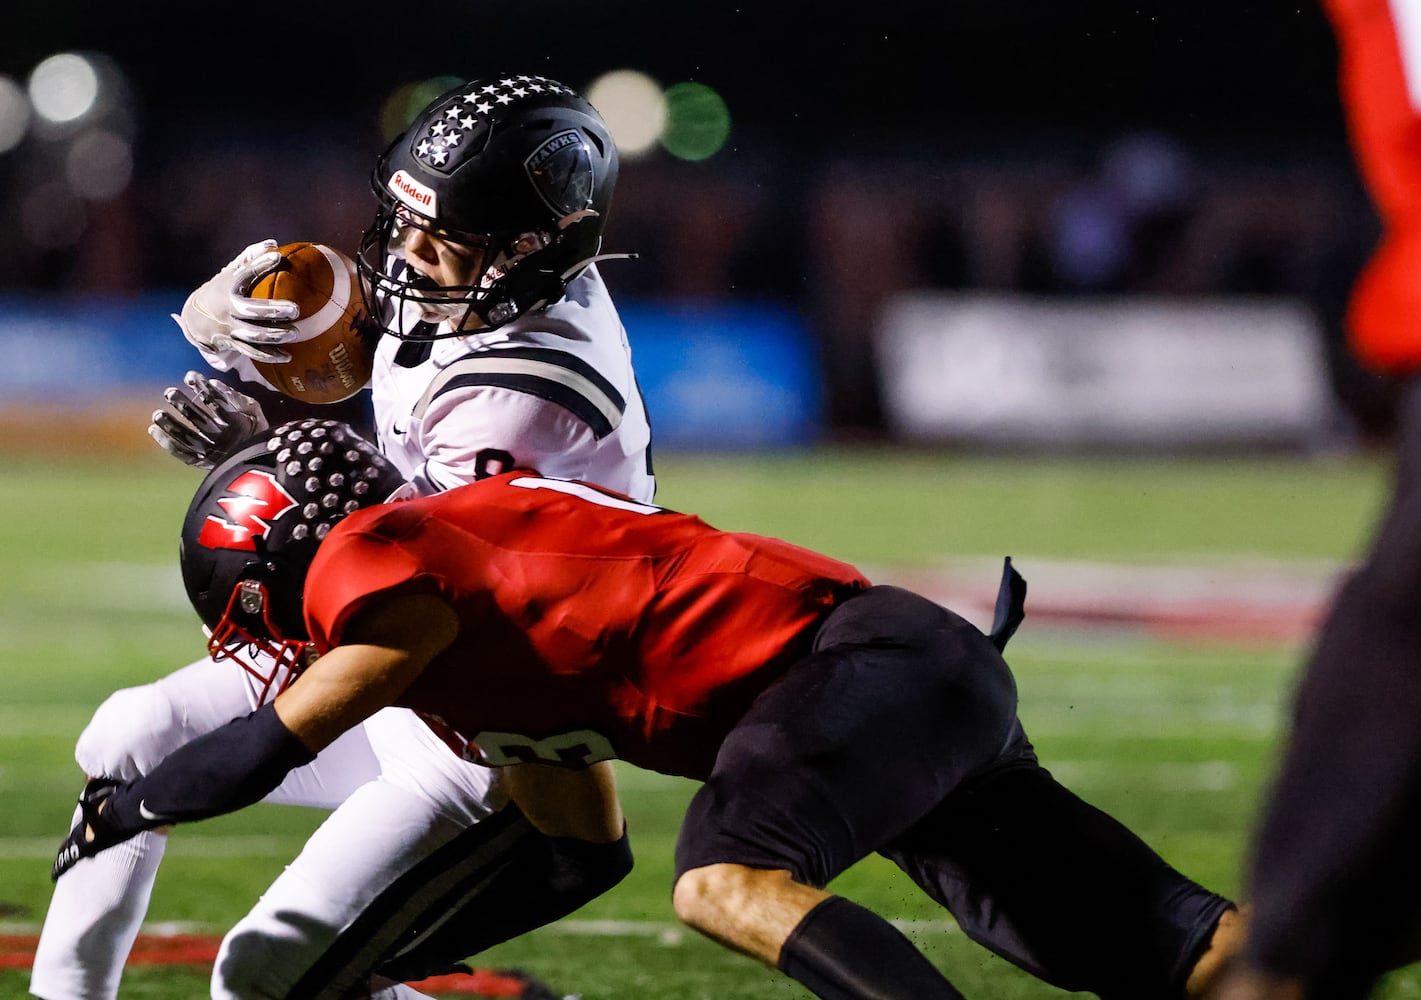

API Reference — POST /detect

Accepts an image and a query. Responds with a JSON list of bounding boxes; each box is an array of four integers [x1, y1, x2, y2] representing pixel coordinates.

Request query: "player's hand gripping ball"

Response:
[[247, 242, 376, 404]]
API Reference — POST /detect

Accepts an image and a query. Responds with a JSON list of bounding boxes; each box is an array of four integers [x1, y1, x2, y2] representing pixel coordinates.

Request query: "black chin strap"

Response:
[[393, 323, 438, 367]]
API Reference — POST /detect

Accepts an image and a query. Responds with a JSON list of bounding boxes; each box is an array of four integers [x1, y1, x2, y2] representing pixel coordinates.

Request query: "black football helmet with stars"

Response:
[[180, 419, 405, 702], [357, 73, 627, 338]]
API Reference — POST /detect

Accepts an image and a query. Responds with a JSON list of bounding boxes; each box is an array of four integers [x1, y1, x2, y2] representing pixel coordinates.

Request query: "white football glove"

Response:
[[172, 239, 302, 364], [148, 370, 271, 469]]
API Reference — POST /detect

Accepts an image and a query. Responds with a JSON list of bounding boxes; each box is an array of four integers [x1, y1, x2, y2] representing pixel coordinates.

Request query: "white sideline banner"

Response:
[[875, 293, 1343, 447]]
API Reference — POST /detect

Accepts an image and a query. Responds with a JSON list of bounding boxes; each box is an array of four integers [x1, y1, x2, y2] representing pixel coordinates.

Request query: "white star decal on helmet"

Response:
[[412, 76, 577, 174]]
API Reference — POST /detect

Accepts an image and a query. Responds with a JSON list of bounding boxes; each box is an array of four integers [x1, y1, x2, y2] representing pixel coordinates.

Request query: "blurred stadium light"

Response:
[[0, 4, 1386, 447], [585, 71, 731, 162], [586, 69, 667, 159], [660, 82, 730, 161], [27, 52, 98, 124], [377, 76, 464, 143], [5, 50, 136, 256], [0, 74, 30, 153], [65, 128, 132, 200]]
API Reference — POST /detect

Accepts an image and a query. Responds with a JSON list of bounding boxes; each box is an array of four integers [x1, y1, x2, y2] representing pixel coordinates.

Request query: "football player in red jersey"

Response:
[[1209, 1, 1421, 998], [55, 420, 1245, 1000], [33, 75, 647, 1000]]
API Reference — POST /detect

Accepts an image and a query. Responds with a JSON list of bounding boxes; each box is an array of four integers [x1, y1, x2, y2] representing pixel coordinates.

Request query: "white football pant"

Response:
[[31, 653, 500, 1000]]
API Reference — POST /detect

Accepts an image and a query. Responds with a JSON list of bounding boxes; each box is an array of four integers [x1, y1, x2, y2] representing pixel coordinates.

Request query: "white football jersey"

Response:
[[208, 263, 655, 505], [371, 265, 655, 503]]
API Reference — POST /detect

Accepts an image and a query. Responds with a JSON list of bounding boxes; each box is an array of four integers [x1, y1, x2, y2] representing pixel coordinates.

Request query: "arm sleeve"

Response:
[[100, 702, 316, 833]]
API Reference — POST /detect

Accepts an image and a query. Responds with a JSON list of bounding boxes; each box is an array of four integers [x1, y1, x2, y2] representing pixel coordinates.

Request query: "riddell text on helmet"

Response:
[[390, 170, 437, 214]]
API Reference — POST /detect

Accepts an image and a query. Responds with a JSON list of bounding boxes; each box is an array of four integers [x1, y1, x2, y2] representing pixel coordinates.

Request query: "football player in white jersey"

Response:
[[33, 74, 653, 1000]]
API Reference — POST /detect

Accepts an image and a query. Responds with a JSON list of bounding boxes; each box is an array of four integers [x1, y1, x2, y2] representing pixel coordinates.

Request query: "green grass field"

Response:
[[0, 445, 1412, 999]]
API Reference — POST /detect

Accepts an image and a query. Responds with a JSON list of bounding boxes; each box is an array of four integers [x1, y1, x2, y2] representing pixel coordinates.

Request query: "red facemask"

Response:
[[204, 579, 316, 705]]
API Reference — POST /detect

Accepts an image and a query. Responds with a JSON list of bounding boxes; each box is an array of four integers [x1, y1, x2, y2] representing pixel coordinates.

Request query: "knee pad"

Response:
[[74, 685, 182, 781], [212, 919, 307, 1000]]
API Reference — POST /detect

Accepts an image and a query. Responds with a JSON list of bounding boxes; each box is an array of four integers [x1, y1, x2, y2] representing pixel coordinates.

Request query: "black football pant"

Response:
[[677, 584, 1232, 1000], [1244, 374, 1421, 996]]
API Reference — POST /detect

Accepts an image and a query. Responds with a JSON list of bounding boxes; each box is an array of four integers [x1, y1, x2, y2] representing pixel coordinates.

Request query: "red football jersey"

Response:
[[1324, 0, 1421, 373], [303, 473, 870, 779]]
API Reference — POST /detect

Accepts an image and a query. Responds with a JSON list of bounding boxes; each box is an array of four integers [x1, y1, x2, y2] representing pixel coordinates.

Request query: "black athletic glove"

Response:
[[51, 777, 132, 881], [148, 370, 270, 469]]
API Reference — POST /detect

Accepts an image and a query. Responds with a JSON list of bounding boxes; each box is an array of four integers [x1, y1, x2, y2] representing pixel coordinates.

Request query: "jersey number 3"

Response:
[[466, 728, 618, 767], [464, 474, 655, 769]]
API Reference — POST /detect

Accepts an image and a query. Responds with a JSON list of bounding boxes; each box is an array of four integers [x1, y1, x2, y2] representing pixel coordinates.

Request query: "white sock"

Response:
[[29, 824, 167, 1000]]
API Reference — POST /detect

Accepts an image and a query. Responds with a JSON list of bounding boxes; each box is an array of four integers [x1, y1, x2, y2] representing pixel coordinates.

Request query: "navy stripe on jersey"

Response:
[[415, 346, 628, 439], [393, 334, 435, 368]]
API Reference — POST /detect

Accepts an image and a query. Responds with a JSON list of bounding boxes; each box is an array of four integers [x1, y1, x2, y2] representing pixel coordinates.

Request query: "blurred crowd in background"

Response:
[[0, 2, 1391, 440]]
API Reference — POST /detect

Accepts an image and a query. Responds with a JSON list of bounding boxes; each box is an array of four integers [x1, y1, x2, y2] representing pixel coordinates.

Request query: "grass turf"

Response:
[[1, 445, 1412, 999]]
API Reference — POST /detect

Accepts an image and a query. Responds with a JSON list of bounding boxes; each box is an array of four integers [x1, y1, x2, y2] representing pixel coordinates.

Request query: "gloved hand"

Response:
[[149, 370, 270, 469], [172, 238, 301, 364], [52, 777, 125, 881]]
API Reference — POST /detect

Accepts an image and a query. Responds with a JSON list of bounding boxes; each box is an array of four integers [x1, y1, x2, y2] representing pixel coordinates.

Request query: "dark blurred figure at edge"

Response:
[[1212, 0, 1421, 997]]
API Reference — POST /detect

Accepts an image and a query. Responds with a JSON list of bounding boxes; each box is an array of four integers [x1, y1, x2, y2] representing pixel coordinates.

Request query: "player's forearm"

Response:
[[102, 702, 315, 833]]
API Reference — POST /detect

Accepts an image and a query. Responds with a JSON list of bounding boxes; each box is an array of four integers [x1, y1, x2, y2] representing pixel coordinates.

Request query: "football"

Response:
[[249, 242, 376, 404]]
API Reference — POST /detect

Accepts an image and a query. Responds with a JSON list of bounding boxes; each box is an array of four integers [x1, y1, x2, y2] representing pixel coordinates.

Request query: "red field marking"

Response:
[[1, 933, 220, 969], [0, 935, 44, 969], [0, 934, 548, 994], [872, 557, 1342, 645], [411, 968, 545, 995]]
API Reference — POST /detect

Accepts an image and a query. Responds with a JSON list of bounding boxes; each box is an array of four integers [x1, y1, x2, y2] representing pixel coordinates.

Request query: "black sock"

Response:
[[777, 895, 967, 999], [371, 812, 633, 983]]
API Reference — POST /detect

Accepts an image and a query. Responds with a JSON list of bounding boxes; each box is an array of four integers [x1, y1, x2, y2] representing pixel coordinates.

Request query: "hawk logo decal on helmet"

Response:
[[526, 130, 595, 217], [358, 72, 627, 335], [196, 470, 297, 552]]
